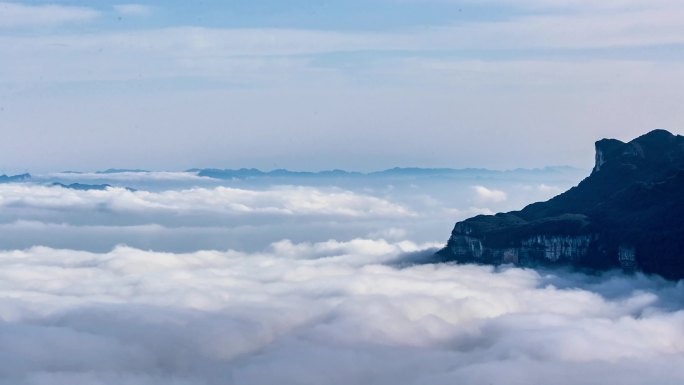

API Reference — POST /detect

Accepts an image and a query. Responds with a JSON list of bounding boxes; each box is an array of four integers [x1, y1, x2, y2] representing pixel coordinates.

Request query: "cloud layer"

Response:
[[0, 184, 413, 218], [0, 241, 683, 384], [0, 168, 586, 253], [0, 2, 98, 28], [0, 171, 680, 384]]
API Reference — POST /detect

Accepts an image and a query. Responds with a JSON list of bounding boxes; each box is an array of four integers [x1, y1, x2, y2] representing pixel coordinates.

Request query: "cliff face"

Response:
[[436, 129, 684, 279]]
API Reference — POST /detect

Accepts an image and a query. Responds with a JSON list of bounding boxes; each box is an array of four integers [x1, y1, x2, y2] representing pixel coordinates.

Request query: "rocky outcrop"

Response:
[[435, 129, 684, 280]]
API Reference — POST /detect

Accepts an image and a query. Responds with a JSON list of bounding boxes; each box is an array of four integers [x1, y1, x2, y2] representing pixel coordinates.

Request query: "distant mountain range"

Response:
[[189, 166, 582, 180], [435, 129, 684, 280], [51, 182, 124, 191], [0, 174, 134, 191], [95, 169, 150, 174], [0, 173, 30, 183]]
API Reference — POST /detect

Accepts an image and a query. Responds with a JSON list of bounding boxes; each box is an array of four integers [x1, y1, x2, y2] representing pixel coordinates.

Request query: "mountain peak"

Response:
[[634, 128, 676, 141], [593, 138, 624, 173], [592, 129, 684, 175], [436, 129, 684, 280]]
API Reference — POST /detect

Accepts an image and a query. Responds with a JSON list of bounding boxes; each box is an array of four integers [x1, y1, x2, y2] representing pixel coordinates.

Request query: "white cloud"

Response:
[[369, 227, 408, 240], [0, 2, 99, 28], [444, 206, 495, 220], [113, 4, 152, 16], [0, 175, 583, 253], [0, 242, 682, 384], [0, 183, 414, 218], [472, 185, 507, 203], [538, 183, 563, 195]]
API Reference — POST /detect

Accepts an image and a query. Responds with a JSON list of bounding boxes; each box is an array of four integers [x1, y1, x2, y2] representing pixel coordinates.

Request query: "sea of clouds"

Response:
[[0, 169, 581, 252], [1, 169, 683, 384]]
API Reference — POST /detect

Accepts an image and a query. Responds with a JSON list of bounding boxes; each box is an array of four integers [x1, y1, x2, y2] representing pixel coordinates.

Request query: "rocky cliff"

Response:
[[435, 129, 684, 280]]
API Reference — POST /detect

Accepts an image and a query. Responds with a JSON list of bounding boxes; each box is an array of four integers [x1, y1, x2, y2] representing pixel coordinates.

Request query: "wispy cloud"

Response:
[[4, 6, 684, 53], [0, 184, 414, 218], [2, 6, 684, 84], [113, 3, 152, 16], [537, 183, 563, 195], [473, 185, 507, 203], [0, 1, 99, 28]]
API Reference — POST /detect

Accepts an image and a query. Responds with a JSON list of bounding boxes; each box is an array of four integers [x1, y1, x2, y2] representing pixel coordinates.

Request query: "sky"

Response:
[[2, 0, 684, 172]]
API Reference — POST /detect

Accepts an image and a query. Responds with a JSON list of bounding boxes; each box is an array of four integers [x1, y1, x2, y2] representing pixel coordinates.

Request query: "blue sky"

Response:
[[1, 0, 684, 172], [5, 1, 514, 31]]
